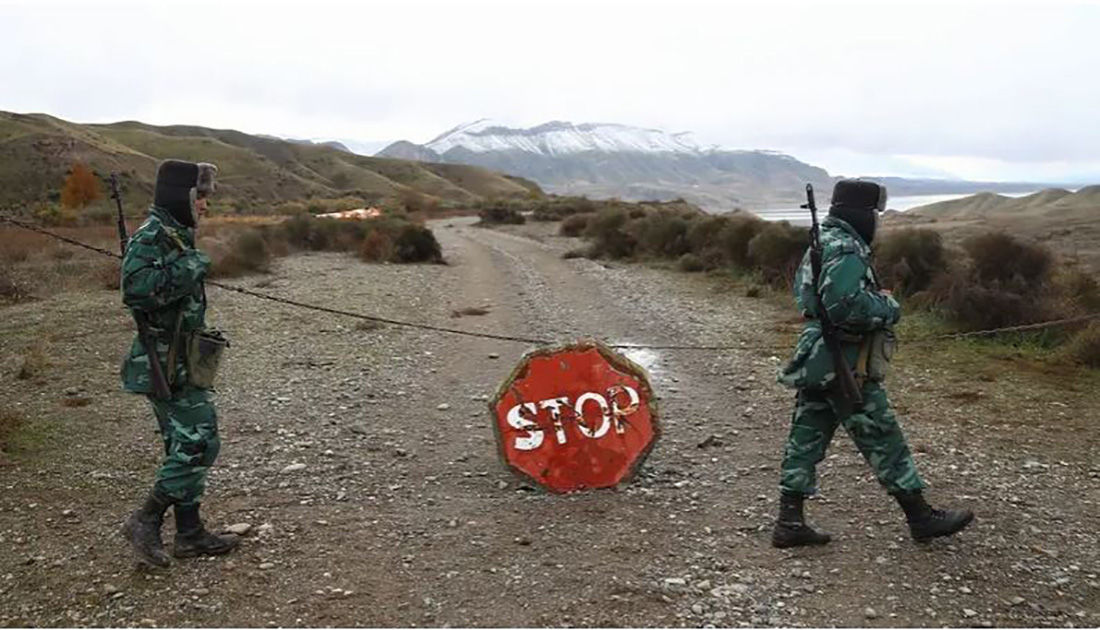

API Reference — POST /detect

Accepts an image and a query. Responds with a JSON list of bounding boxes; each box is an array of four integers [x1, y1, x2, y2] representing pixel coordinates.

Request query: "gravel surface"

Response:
[[0, 217, 1097, 627]]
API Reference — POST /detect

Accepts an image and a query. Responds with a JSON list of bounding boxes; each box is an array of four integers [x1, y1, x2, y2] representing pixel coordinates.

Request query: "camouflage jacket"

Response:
[[777, 216, 900, 390], [119, 206, 211, 394]]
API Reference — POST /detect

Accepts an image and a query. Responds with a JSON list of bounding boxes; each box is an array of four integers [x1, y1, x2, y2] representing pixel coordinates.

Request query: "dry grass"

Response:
[[16, 340, 50, 381], [0, 407, 26, 456]]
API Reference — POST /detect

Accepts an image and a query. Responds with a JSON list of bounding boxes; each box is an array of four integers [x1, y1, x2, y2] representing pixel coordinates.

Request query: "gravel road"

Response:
[[1, 217, 1097, 627]]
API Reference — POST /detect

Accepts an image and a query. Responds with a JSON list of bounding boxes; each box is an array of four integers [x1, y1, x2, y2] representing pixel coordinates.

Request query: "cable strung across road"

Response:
[[3, 213, 1098, 350]]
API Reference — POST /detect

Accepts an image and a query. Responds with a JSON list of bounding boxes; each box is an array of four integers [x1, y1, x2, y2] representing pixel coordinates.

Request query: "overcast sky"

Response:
[[2, 0, 1097, 182]]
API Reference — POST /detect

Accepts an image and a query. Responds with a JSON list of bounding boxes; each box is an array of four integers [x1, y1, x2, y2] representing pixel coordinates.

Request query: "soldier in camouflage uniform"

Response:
[[120, 159, 238, 567], [773, 179, 973, 548]]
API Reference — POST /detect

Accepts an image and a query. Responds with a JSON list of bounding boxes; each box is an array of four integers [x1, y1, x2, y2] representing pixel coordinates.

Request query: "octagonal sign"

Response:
[[490, 340, 660, 492]]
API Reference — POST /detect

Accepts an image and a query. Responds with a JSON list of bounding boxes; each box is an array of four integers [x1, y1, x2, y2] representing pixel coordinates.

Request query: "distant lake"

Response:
[[749, 191, 1039, 224]]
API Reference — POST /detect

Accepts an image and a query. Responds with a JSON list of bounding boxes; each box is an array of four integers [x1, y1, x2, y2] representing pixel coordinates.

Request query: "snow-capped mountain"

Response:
[[423, 119, 707, 156], [379, 120, 833, 209]]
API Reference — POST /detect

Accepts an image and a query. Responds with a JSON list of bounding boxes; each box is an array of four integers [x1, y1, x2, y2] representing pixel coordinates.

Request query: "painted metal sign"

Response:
[[491, 340, 659, 492]]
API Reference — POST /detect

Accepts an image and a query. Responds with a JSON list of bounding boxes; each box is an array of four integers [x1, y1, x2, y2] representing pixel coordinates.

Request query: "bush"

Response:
[[922, 233, 1057, 331], [1066, 322, 1100, 367], [478, 200, 526, 225], [717, 214, 766, 269], [212, 230, 272, 278], [391, 223, 443, 263], [0, 407, 26, 455], [876, 228, 947, 297], [635, 211, 690, 258], [583, 208, 636, 259], [927, 273, 1051, 331], [1059, 267, 1100, 312], [747, 222, 808, 286], [678, 253, 704, 272], [559, 213, 592, 237], [0, 267, 30, 303], [965, 232, 1051, 290], [359, 229, 395, 262]]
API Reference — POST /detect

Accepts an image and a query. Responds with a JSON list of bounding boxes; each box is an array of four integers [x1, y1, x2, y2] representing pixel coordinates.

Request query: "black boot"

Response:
[[171, 503, 240, 558], [772, 492, 832, 548], [121, 491, 173, 568], [894, 491, 974, 542]]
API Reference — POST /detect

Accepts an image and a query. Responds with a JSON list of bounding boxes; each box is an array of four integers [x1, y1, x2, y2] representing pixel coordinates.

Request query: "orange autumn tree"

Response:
[[60, 162, 102, 209]]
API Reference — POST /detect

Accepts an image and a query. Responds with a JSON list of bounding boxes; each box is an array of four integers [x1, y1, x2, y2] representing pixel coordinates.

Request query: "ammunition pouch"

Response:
[[185, 328, 229, 390], [866, 329, 896, 382]]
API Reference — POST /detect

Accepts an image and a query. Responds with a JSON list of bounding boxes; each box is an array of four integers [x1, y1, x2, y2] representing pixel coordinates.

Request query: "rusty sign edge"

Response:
[[487, 338, 661, 493]]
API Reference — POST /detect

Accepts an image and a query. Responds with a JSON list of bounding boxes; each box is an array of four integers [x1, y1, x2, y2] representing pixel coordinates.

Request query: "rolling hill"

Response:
[[907, 187, 1100, 221], [0, 111, 540, 213]]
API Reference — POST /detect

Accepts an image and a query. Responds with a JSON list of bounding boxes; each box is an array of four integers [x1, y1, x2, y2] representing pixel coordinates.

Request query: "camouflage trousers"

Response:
[[148, 385, 220, 506], [779, 381, 925, 496]]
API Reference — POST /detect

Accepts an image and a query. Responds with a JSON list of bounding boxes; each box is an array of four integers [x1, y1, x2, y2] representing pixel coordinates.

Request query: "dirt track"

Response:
[[1, 217, 1098, 627]]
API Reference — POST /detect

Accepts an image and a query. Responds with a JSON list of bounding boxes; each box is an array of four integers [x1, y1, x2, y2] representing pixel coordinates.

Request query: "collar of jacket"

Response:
[[822, 215, 871, 252], [149, 205, 195, 247]]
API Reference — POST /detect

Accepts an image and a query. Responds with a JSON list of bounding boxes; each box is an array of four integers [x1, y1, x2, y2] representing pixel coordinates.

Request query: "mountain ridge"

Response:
[[378, 120, 1048, 210]]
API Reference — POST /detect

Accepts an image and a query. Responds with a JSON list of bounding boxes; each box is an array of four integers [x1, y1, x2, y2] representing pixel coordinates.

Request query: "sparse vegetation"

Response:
[[17, 340, 49, 381], [0, 407, 26, 456], [60, 162, 102, 210], [559, 213, 592, 237], [1066, 322, 1100, 367], [477, 200, 526, 225], [875, 228, 946, 297]]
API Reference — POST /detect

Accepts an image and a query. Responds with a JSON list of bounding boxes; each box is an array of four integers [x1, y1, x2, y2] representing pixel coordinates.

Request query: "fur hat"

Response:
[[829, 179, 887, 245], [831, 179, 887, 212], [153, 159, 218, 227]]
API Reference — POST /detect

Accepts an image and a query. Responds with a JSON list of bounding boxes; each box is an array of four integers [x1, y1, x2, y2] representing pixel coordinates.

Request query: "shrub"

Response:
[[478, 200, 526, 225], [1066, 322, 1100, 367], [875, 228, 947, 296], [1058, 267, 1100, 312], [964, 232, 1051, 290], [95, 260, 121, 290], [717, 214, 766, 269], [211, 230, 272, 278], [0, 407, 26, 454], [635, 211, 690, 258], [678, 253, 704, 272], [747, 222, 808, 286], [922, 233, 1058, 331], [391, 223, 443, 263], [927, 273, 1051, 331], [61, 162, 102, 209], [583, 208, 636, 259], [17, 341, 49, 381], [559, 213, 592, 237], [359, 229, 395, 262], [0, 267, 30, 303]]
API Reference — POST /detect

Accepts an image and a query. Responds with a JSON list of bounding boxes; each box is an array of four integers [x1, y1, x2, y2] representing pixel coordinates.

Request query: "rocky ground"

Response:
[[1, 217, 1098, 627]]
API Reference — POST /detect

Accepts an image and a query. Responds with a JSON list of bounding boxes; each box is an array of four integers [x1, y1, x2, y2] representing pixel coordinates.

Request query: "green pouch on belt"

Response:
[[866, 329, 896, 381], [186, 328, 229, 389]]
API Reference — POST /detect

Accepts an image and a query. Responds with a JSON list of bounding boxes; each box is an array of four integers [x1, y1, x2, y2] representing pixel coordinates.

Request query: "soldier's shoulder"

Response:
[[821, 225, 863, 259], [130, 215, 166, 243]]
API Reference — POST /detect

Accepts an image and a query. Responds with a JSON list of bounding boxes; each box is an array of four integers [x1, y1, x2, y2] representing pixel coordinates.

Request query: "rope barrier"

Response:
[[3, 213, 1098, 351]]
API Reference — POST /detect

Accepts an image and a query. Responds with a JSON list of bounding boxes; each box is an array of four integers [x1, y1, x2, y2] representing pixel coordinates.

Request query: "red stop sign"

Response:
[[490, 340, 660, 492]]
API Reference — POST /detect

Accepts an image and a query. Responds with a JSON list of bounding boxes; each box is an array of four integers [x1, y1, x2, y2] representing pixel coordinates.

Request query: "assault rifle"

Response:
[[111, 173, 172, 400], [802, 184, 862, 416]]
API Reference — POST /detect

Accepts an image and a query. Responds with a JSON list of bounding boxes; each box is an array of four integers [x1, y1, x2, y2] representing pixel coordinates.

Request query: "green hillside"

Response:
[[0, 111, 541, 213]]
